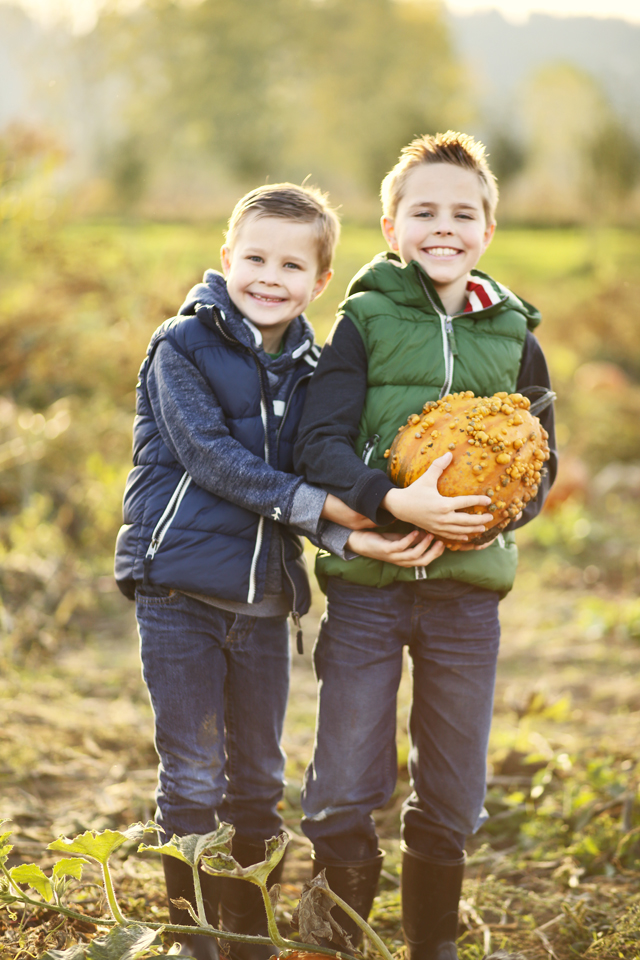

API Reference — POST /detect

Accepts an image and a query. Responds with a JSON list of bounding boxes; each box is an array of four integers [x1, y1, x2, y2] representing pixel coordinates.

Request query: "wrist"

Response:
[[381, 487, 403, 520], [319, 492, 332, 520]]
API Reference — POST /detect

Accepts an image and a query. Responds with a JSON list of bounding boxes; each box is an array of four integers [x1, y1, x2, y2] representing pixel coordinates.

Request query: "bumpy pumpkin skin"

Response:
[[385, 391, 550, 551]]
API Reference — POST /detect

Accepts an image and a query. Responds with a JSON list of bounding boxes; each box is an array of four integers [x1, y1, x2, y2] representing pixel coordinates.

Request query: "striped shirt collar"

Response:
[[463, 275, 503, 313]]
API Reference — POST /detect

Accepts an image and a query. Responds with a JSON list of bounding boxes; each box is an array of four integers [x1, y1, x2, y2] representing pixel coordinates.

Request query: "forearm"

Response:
[[508, 332, 558, 530], [148, 340, 303, 522], [294, 315, 395, 522]]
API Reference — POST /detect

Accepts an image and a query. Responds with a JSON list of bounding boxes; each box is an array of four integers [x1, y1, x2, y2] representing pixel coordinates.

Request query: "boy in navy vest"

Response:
[[115, 183, 443, 959], [294, 136, 557, 960]]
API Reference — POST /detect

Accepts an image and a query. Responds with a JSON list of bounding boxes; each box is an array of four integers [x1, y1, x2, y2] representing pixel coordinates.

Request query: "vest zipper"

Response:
[[361, 434, 380, 465], [143, 471, 192, 582], [416, 272, 510, 399], [247, 371, 270, 603], [276, 372, 311, 449], [276, 366, 315, 653], [208, 305, 271, 604], [281, 537, 304, 654]]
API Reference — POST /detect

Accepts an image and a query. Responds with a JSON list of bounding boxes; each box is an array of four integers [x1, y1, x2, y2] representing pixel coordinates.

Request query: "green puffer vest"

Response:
[[316, 252, 542, 596]]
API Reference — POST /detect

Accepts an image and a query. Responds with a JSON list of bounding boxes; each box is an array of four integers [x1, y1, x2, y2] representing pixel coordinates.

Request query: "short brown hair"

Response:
[[381, 131, 499, 223], [226, 183, 340, 276]]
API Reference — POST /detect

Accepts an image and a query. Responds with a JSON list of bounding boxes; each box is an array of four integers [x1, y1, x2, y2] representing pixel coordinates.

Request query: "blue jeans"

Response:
[[136, 587, 290, 842], [301, 578, 501, 863]]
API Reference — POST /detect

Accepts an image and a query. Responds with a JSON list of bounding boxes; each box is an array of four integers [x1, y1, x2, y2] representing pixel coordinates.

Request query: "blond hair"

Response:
[[381, 131, 499, 223], [226, 183, 340, 276]]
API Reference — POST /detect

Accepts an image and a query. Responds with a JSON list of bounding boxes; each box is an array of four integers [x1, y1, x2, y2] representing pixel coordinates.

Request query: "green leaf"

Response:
[[9, 863, 53, 902], [48, 829, 131, 866], [85, 923, 163, 960], [139, 822, 235, 868], [0, 820, 14, 867], [41, 945, 88, 959], [53, 858, 90, 881], [121, 821, 161, 843], [47, 822, 160, 868], [202, 832, 288, 887], [40, 925, 163, 960]]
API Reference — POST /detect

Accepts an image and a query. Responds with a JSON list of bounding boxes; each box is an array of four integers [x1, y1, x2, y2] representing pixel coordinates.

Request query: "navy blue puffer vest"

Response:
[[114, 302, 315, 615]]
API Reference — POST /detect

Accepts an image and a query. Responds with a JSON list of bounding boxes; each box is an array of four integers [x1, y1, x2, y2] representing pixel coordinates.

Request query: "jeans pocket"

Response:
[[135, 584, 179, 604]]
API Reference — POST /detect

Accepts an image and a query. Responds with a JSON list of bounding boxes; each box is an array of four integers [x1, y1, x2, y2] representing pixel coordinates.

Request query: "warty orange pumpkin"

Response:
[[384, 391, 551, 550]]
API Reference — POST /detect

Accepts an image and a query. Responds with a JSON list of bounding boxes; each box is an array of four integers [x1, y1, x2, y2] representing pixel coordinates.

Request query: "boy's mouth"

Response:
[[424, 246, 462, 257], [248, 291, 286, 304]]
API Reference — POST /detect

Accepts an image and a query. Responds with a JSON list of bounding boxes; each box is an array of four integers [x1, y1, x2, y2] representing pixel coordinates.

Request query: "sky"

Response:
[[14, 0, 640, 32], [446, 0, 640, 23]]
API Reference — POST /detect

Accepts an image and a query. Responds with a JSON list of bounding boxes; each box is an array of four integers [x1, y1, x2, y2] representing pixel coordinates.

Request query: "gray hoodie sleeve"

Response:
[[147, 339, 355, 561], [147, 341, 304, 523]]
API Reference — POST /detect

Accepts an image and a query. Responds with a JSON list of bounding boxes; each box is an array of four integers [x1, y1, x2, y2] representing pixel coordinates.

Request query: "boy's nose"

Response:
[[259, 271, 281, 285]]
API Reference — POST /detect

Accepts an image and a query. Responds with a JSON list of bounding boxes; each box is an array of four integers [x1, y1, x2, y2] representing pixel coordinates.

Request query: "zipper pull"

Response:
[[292, 611, 304, 654], [361, 434, 380, 465], [445, 317, 459, 356], [145, 537, 160, 560]]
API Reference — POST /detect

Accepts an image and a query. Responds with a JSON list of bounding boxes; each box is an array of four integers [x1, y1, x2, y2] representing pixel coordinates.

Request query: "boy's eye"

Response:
[[247, 255, 263, 263], [284, 262, 302, 270], [415, 211, 433, 218]]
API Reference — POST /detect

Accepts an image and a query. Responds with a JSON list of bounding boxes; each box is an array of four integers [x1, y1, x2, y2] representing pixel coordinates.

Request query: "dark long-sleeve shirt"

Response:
[[294, 315, 557, 532]]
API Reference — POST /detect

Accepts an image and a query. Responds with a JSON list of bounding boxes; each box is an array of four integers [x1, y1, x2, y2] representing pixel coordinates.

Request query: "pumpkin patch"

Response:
[[384, 391, 551, 550]]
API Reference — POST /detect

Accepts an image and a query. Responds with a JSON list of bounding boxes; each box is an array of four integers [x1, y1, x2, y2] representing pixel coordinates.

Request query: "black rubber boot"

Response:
[[162, 854, 221, 960], [219, 836, 286, 960], [311, 850, 384, 953], [401, 845, 465, 960]]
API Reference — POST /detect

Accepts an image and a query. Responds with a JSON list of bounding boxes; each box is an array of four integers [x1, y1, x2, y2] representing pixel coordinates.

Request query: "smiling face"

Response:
[[221, 214, 331, 353], [381, 162, 495, 315]]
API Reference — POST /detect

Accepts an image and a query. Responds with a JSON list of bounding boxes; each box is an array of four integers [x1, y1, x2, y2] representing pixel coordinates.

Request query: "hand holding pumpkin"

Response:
[[347, 528, 445, 566], [384, 391, 550, 550], [382, 452, 493, 540]]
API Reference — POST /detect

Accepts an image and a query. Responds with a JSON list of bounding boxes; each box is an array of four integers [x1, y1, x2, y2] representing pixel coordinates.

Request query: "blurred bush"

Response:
[[1, 124, 640, 660]]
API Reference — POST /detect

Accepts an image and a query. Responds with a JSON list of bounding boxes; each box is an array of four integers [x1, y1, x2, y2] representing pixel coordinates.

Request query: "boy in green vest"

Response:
[[294, 132, 557, 960]]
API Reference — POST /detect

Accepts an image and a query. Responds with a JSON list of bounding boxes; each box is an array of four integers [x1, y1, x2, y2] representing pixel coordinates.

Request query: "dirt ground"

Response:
[[1, 555, 640, 958]]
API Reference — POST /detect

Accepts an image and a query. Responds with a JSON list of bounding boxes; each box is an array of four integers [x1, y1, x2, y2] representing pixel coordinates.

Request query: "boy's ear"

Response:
[[311, 269, 333, 302], [381, 216, 398, 251], [482, 222, 496, 252], [220, 245, 232, 276]]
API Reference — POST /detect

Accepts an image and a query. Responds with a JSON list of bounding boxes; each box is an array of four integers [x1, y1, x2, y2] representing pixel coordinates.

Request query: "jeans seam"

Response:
[[135, 591, 180, 606], [223, 651, 237, 791]]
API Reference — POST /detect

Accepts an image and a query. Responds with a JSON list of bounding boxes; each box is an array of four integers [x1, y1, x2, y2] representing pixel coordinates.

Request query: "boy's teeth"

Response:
[[428, 247, 459, 256]]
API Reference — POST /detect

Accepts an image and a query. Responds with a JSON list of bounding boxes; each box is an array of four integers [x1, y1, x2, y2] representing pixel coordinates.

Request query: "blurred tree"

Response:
[[504, 63, 640, 224], [485, 130, 526, 190], [589, 118, 640, 209], [108, 135, 148, 210], [92, 0, 464, 202]]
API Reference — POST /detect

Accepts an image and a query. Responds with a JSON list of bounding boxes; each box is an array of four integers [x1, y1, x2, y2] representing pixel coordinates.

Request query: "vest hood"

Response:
[[344, 252, 541, 331], [178, 268, 317, 361]]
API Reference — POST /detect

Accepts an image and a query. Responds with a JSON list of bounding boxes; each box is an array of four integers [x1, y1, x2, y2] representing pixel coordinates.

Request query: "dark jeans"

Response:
[[136, 587, 290, 842], [301, 577, 501, 862]]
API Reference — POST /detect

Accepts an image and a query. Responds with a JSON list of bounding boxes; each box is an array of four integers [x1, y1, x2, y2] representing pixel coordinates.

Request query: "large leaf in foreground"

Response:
[[53, 858, 89, 881], [202, 833, 288, 886], [291, 871, 353, 950], [9, 863, 53, 902], [41, 925, 162, 960], [0, 820, 14, 867], [139, 822, 235, 867], [41, 946, 88, 960], [48, 823, 158, 867], [85, 923, 162, 960]]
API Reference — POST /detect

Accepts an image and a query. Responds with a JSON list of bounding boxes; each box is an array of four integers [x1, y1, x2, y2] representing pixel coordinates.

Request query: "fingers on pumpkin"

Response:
[[387, 391, 550, 551]]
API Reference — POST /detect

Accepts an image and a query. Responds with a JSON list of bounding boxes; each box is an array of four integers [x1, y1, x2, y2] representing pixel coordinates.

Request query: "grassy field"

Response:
[[1, 217, 639, 958]]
